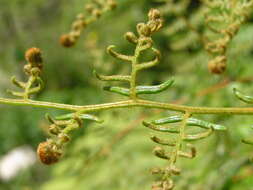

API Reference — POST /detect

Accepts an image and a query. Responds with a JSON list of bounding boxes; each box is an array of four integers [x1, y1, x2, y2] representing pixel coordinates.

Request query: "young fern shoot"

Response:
[[95, 9, 173, 100], [143, 111, 227, 189], [7, 48, 44, 99], [203, 0, 253, 74], [2, 7, 253, 190], [60, 0, 117, 47]]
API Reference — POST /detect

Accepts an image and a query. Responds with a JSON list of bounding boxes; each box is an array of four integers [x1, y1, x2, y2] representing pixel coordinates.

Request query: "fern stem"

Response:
[[1, 97, 253, 115]]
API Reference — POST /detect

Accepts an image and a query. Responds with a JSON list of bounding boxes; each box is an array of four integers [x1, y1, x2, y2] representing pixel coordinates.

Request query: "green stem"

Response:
[[1, 98, 253, 115], [129, 40, 141, 100], [24, 76, 36, 99], [171, 112, 190, 164]]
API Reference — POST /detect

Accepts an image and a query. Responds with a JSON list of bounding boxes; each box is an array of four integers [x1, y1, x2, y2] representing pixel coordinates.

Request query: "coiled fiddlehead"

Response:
[[60, 0, 117, 47], [37, 112, 103, 164], [2, 5, 253, 189], [95, 9, 174, 100], [143, 113, 226, 190], [7, 47, 44, 99], [203, 0, 253, 74]]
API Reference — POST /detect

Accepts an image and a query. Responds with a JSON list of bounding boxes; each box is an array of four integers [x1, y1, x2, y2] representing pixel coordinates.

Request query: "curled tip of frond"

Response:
[[233, 88, 253, 104], [92, 9, 102, 18], [208, 56, 226, 74], [242, 139, 253, 145], [60, 34, 75, 48], [153, 146, 170, 160], [107, 45, 133, 62], [24, 48, 43, 77], [25, 47, 43, 64], [147, 9, 163, 33], [137, 23, 152, 36], [152, 179, 174, 190], [148, 8, 162, 20], [37, 141, 62, 165], [124, 32, 138, 44], [106, 45, 117, 55], [136, 9, 163, 37]]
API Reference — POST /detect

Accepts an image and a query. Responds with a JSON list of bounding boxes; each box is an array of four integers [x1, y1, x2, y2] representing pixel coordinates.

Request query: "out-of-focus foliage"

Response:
[[0, 0, 253, 190]]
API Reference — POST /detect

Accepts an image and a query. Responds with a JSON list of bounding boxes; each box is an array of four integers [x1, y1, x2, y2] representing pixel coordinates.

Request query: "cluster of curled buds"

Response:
[[94, 8, 168, 100], [37, 113, 103, 164], [135, 8, 163, 38], [60, 14, 86, 47], [151, 178, 174, 190], [7, 48, 44, 99], [37, 114, 81, 164], [24, 47, 43, 76], [151, 146, 180, 190], [207, 55, 227, 74], [150, 144, 195, 190], [60, 0, 117, 48], [147, 8, 163, 34]]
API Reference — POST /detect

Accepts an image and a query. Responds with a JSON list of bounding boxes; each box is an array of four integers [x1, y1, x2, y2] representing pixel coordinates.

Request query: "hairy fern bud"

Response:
[[60, 34, 75, 47], [137, 23, 151, 36], [25, 47, 43, 65], [148, 8, 161, 20], [124, 32, 138, 44], [92, 9, 102, 18], [208, 56, 226, 74], [24, 47, 43, 76], [108, 0, 117, 9], [85, 4, 94, 13], [37, 141, 62, 165]]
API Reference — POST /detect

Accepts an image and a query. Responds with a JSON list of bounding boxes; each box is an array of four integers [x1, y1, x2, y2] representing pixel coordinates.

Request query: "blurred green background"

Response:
[[0, 0, 253, 190]]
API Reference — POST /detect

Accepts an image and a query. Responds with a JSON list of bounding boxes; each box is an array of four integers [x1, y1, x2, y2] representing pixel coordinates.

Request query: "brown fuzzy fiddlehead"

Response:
[[7, 47, 44, 99], [37, 113, 103, 164], [2, 5, 253, 189]]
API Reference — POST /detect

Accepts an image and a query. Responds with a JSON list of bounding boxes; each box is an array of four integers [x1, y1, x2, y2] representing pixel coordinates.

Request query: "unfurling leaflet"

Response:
[[95, 9, 173, 100], [233, 88, 253, 156], [233, 88, 253, 104], [143, 113, 226, 189]]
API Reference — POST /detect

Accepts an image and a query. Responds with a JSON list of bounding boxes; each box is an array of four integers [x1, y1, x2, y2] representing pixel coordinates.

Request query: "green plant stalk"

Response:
[[172, 112, 189, 164], [24, 76, 36, 99], [2, 98, 253, 115], [129, 41, 141, 100]]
